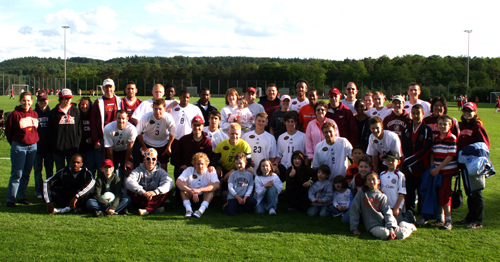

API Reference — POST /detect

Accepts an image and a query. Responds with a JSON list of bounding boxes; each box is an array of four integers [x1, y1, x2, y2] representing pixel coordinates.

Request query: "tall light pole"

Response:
[[464, 30, 472, 98], [62, 26, 70, 89]]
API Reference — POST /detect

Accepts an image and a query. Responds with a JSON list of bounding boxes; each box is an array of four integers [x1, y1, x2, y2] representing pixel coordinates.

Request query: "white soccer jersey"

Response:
[[103, 121, 138, 152], [404, 99, 431, 118], [289, 98, 309, 112], [312, 137, 353, 182], [276, 131, 307, 169], [203, 126, 229, 151], [365, 106, 392, 120], [241, 131, 277, 167], [178, 167, 219, 191], [366, 130, 402, 166], [131, 99, 177, 122], [170, 104, 203, 140], [380, 170, 406, 209], [136, 111, 176, 147]]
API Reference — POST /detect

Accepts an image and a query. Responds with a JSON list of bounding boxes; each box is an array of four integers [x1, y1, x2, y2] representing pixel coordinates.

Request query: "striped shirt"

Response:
[[432, 131, 458, 176]]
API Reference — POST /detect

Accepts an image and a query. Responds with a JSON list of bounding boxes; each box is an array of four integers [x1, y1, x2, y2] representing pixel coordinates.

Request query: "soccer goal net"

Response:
[[490, 92, 500, 103], [7, 84, 29, 96]]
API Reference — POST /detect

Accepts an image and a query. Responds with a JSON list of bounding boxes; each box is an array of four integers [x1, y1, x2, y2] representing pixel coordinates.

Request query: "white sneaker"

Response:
[[269, 208, 277, 215], [155, 207, 165, 213], [193, 209, 204, 218], [400, 221, 417, 232], [139, 209, 150, 216], [185, 210, 193, 218]]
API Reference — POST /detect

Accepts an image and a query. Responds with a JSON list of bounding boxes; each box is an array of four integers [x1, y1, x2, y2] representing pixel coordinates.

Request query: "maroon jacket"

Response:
[[457, 122, 490, 152], [326, 102, 358, 145], [6, 105, 39, 145], [383, 110, 411, 139], [172, 132, 213, 167]]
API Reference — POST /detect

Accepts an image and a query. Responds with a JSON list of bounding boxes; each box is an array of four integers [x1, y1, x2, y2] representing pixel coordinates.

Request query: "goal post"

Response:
[[490, 92, 500, 103], [7, 84, 29, 96]]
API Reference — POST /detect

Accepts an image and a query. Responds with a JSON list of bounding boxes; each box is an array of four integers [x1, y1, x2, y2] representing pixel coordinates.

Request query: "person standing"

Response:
[[326, 87, 359, 146], [5, 91, 39, 207], [193, 88, 217, 126], [34, 91, 53, 198], [121, 81, 142, 122], [404, 82, 431, 117], [259, 84, 281, 131], [340, 82, 358, 114], [289, 80, 309, 112]]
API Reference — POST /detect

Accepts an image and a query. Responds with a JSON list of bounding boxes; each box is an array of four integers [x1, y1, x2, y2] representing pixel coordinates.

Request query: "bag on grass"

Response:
[[451, 175, 463, 209]]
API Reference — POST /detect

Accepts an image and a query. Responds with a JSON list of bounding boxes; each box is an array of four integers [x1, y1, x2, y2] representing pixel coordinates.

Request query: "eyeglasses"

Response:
[[145, 157, 157, 162], [346, 88, 355, 91], [316, 108, 325, 112]]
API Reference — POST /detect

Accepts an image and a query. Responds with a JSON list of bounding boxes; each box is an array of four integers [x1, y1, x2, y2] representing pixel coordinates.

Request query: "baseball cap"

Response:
[[37, 92, 48, 100], [192, 115, 204, 125], [143, 148, 158, 158], [392, 95, 405, 103], [246, 87, 257, 93], [59, 89, 73, 99], [280, 95, 291, 102], [101, 159, 114, 168], [382, 150, 400, 160], [463, 102, 477, 111], [329, 88, 341, 96], [103, 78, 115, 87]]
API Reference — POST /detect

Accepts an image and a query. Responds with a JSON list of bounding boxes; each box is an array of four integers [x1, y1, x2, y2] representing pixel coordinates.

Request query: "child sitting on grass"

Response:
[[328, 175, 352, 223], [225, 152, 257, 216], [254, 159, 283, 215], [86, 159, 130, 217], [350, 172, 417, 240], [350, 155, 373, 196], [286, 150, 315, 212], [345, 145, 365, 183], [307, 165, 333, 217]]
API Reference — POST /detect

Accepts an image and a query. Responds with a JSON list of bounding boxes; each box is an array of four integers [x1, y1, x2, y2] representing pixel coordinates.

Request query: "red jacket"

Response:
[[6, 106, 39, 145], [326, 102, 358, 145]]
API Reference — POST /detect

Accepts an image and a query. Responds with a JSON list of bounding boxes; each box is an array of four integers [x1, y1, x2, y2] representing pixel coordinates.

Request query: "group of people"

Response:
[[4, 78, 491, 240]]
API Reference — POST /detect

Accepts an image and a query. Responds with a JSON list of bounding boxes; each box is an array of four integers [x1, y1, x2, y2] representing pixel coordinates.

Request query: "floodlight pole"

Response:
[[62, 26, 70, 89], [464, 30, 472, 98]]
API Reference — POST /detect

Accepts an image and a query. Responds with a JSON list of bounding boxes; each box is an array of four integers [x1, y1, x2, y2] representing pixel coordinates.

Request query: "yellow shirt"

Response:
[[214, 139, 252, 171]]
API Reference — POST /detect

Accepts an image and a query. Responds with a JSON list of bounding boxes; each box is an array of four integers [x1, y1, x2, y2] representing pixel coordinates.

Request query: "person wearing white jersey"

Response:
[[245, 87, 265, 130], [241, 112, 277, 173], [404, 82, 431, 118], [313, 122, 352, 183], [103, 110, 137, 178], [340, 82, 358, 114], [366, 116, 402, 173], [289, 79, 309, 112], [365, 91, 392, 120], [131, 84, 165, 126], [136, 99, 176, 170], [312, 122, 353, 182], [170, 90, 203, 148], [274, 111, 307, 181], [203, 110, 229, 151]]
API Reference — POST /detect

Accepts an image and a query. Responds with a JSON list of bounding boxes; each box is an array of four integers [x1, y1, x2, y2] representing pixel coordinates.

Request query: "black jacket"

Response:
[[401, 122, 433, 176], [35, 104, 51, 154], [48, 104, 82, 155], [193, 100, 218, 126]]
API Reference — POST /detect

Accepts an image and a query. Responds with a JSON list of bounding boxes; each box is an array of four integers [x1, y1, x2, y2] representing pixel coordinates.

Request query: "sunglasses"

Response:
[[316, 108, 326, 112], [145, 157, 157, 162]]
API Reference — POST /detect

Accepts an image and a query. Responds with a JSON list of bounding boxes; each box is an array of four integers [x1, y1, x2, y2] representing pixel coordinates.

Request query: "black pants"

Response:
[[286, 183, 310, 212], [465, 191, 484, 225], [405, 175, 422, 215]]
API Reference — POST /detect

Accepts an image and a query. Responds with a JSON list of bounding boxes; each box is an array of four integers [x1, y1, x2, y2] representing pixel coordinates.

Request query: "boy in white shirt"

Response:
[[365, 91, 392, 120], [203, 110, 229, 151], [241, 112, 277, 172], [366, 116, 402, 173]]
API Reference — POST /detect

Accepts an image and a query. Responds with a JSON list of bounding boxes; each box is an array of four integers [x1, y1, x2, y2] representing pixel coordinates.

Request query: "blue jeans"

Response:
[[7, 142, 37, 203], [81, 150, 99, 177], [86, 196, 131, 214], [307, 205, 330, 217], [226, 197, 257, 216], [34, 151, 54, 196], [255, 186, 278, 213], [328, 205, 350, 223]]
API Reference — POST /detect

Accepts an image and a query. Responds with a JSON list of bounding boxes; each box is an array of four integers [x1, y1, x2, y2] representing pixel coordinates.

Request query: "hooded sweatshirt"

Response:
[[286, 150, 316, 186], [126, 163, 174, 195], [48, 103, 81, 154], [6, 105, 39, 145], [349, 187, 397, 233]]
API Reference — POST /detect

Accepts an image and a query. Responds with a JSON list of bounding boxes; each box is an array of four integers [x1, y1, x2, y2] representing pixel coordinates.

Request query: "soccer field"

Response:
[[0, 95, 499, 261]]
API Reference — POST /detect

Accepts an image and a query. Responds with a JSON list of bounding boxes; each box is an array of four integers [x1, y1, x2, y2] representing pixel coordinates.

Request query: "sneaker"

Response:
[[184, 210, 193, 218], [416, 217, 428, 226], [193, 210, 204, 218], [95, 211, 104, 217], [466, 223, 483, 229], [222, 203, 228, 211], [442, 220, 453, 230], [6, 202, 16, 208], [17, 199, 32, 205], [431, 220, 444, 227], [269, 208, 277, 215], [155, 207, 165, 213], [138, 209, 150, 216]]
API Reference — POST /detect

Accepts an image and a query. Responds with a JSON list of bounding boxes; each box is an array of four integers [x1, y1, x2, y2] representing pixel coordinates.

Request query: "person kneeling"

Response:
[[226, 152, 257, 216], [43, 154, 95, 214], [86, 159, 130, 217], [126, 148, 174, 216], [177, 152, 220, 218]]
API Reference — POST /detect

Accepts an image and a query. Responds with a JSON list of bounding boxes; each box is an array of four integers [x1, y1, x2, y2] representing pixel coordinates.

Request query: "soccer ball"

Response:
[[102, 192, 115, 203]]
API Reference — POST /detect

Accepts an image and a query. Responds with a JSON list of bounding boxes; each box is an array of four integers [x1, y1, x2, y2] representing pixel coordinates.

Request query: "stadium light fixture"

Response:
[[62, 26, 70, 89], [464, 30, 472, 98]]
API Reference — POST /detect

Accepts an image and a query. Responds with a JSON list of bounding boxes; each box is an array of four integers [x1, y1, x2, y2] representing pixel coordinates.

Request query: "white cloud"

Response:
[[43, 6, 117, 34]]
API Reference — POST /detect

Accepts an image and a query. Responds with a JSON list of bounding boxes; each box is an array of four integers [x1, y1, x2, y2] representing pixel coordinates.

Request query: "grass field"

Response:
[[0, 94, 499, 261]]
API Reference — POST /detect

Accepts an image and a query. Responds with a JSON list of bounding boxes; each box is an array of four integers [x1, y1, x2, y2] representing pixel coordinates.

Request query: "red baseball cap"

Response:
[[59, 89, 73, 99], [192, 116, 204, 125], [463, 102, 477, 111], [101, 159, 114, 168], [328, 88, 341, 96], [246, 87, 257, 93]]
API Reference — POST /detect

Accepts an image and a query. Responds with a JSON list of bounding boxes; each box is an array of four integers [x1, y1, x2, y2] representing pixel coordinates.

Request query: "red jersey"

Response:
[[299, 104, 316, 132], [383, 110, 411, 138], [121, 97, 142, 124]]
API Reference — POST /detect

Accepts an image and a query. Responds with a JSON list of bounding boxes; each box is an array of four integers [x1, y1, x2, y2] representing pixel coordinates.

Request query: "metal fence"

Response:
[[0, 74, 451, 99]]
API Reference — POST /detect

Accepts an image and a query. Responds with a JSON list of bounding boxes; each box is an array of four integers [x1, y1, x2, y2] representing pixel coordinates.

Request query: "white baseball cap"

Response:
[[103, 78, 115, 87]]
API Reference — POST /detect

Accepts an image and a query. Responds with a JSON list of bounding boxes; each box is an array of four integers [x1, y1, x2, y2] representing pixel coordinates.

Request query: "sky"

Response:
[[0, 0, 498, 62]]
